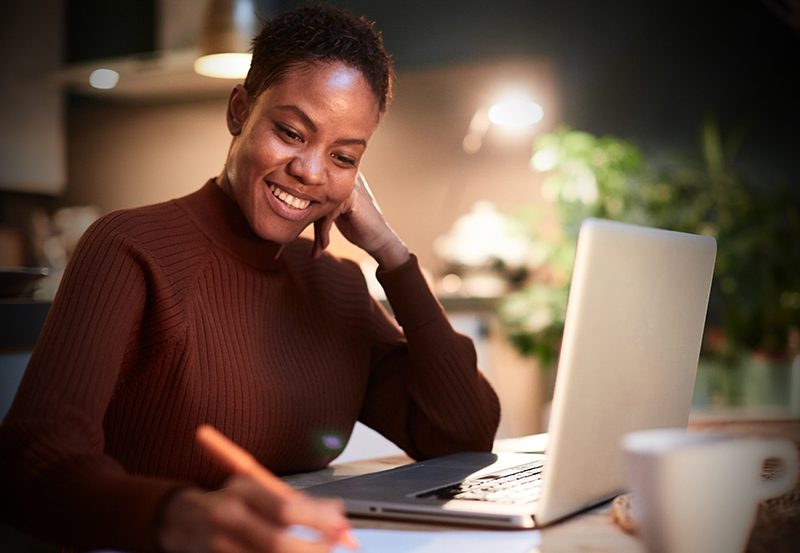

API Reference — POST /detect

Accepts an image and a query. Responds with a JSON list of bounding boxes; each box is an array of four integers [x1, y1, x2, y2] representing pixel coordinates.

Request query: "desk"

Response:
[[283, 418, 800, 553], [282, 454, 645, 553]]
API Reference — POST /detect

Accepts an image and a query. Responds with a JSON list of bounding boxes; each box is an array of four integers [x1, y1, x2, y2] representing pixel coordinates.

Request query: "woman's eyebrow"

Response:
[[275, 104, 367, 148], [275, 105, 317, 133], [334, 137, 367, 147]]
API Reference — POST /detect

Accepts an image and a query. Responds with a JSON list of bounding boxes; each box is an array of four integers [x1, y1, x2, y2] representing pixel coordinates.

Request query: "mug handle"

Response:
[[757, 438, 799, 501]]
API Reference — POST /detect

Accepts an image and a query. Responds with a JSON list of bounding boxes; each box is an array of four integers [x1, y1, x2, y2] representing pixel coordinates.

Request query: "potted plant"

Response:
[[498, 118, 800, 409]]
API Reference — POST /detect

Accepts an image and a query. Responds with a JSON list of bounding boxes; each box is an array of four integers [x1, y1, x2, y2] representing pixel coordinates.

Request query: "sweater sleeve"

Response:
[[357, 255, 501, 460], [0, 216, 188, 553]]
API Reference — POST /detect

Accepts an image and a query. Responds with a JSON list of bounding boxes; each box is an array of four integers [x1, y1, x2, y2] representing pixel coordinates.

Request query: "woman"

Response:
[[0, 6, 500, 553]]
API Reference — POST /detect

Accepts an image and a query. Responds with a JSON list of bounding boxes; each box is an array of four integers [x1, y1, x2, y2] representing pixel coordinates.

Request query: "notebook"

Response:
[[306, 218, 717, 528]]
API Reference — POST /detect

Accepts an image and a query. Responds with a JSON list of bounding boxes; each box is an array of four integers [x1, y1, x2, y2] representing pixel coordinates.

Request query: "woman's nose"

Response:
[[288, 148, 325, 186]]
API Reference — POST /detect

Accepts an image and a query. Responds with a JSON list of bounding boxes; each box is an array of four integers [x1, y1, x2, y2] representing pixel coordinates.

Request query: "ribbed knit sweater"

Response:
[[0, 180, 500, 552]]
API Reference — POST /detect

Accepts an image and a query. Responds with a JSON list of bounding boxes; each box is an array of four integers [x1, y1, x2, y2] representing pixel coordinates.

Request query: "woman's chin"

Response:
[[252, 217, 310, 244]]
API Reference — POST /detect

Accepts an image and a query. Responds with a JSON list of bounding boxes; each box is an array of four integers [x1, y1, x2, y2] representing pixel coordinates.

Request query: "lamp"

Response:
[[89, 68, 120, 90], [193, 0, 261, 79], [463, 93, 544, 154], [487, 98, 544, 127]]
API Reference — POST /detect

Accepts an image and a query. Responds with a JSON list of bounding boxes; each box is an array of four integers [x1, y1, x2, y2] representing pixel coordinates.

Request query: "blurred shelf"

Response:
[[439, 295, 499, 313], [52, 49, 240, 103], [380, 295, 499, 316], [690, 406, 799, 423]]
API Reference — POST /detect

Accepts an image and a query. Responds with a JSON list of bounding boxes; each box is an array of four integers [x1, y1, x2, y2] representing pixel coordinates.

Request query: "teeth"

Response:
[[269, 184, 310, 210]]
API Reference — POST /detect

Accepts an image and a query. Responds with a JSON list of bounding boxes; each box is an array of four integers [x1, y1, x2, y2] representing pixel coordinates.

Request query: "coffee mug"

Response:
[[622, 428, 798, 553]]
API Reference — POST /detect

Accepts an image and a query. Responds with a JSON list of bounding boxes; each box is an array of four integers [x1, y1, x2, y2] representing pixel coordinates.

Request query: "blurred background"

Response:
[[1, 0, 799, 438]]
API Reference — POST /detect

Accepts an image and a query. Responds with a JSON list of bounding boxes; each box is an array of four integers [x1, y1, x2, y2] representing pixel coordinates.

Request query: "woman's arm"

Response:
[[359, 255, 501, 459], [314, 173, 500, 459], [0, 214, 178, 551], [0, 212, 354, 553]]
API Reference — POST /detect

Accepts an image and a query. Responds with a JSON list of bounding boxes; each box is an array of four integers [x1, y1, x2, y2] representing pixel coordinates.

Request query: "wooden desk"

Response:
[[282, 454, 645, 553]]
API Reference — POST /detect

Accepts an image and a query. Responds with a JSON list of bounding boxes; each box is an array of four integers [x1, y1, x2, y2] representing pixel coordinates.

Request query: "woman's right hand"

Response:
[[156, 476, 355, 553]]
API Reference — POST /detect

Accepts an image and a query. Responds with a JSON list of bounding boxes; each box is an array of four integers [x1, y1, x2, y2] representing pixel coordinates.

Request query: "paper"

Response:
[[333, 528, 541, 553], [91, 527, 542, 553]]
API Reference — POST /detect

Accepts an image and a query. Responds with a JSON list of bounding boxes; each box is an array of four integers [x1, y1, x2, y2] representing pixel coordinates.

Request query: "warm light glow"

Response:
[[488, 98, 544, 127], [531, 147, 559, 171], [462, 109, 491, 154], [89, 68, 119, 89], [440, 274, 463, 294], [193, 53, 252, 79], [463, 89, 545, 153]]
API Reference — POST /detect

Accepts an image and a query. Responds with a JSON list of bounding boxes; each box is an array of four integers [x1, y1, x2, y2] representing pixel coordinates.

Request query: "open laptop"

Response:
[[307, 218, 717, 528]]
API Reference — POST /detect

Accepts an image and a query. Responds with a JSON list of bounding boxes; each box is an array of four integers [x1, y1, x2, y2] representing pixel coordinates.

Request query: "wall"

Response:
[[0, 0, 65, 194], [65, 97, 230, 212], [64, 58, 560, 273]]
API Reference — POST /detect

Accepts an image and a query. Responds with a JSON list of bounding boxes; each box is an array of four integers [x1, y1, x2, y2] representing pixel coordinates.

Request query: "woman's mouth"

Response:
[[268, 183, 311, 210], [265, 182, 315, 222]]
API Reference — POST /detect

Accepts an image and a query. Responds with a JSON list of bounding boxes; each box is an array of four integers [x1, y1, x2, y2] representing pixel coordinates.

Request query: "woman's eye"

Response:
[[332, 153, 356, 166], [276, 124, 302, 142]]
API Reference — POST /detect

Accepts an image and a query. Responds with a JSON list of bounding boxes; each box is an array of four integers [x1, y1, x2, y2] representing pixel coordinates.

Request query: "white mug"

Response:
[[622, 428, 799, 553]]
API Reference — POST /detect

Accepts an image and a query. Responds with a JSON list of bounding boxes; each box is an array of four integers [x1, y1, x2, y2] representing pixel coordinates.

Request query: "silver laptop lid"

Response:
[[536, 218, 716, 525]]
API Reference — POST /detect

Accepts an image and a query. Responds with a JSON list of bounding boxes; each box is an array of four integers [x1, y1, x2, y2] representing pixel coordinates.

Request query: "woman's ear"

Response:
[[226, 84, 251, 136]]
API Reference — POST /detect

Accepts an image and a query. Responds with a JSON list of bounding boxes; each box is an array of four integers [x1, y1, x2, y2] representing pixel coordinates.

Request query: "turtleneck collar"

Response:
[[177, 179, 285, 271]]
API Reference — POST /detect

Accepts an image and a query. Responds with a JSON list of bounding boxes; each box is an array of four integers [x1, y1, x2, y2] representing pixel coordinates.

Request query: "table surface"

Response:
[[282, 453, 645, 553], [282, 416, 800, 552]]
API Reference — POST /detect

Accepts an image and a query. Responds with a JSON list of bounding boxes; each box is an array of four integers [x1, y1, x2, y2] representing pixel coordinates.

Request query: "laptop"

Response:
[[306, 218, 717, 528]]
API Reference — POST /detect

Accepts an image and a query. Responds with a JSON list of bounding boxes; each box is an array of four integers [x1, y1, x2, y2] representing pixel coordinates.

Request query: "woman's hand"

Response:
[[157, 476, 354, 553], [312, 173, 410, 270]]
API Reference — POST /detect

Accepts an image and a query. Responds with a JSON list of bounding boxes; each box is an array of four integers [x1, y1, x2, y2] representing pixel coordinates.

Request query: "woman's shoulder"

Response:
[[74, 198, 211, 274], [89, 199, 192, 239]]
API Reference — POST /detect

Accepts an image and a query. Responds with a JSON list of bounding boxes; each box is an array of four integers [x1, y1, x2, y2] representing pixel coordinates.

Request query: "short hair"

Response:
[[244, 4, 394, 115]]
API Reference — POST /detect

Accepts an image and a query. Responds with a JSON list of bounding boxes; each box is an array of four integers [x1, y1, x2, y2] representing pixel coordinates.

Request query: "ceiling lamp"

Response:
[[487, 98, 544, 127], [89, 68, 120, 90], [193, 0, 261, 79], [463, 93, 544, 154]]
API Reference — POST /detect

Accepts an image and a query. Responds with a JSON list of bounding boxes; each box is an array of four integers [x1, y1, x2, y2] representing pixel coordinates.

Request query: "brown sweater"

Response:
[[0, 181, 500, 552]]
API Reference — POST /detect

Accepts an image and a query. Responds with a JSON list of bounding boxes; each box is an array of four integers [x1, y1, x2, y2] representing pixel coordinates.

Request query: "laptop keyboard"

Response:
[[415, 461, 544, 505]]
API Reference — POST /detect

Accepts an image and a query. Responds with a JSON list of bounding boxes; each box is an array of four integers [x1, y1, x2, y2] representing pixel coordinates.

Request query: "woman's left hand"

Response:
[[312, 173, 410, 270]]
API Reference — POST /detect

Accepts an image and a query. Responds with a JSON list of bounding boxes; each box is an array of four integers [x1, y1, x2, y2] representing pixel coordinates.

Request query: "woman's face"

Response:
[[219, 61, 380, 244]]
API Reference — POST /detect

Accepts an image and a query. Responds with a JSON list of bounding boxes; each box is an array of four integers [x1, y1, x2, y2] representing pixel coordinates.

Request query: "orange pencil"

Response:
[[195, 424, 358, 549]]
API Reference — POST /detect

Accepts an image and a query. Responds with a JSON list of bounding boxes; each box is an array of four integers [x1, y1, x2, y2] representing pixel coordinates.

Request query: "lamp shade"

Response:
[[194, 0, 260, 79]]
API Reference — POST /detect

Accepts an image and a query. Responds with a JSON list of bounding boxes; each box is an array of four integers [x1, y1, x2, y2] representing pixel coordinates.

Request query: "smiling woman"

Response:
[[0, 5, 500, 553], [217, 62, 378, 247]]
